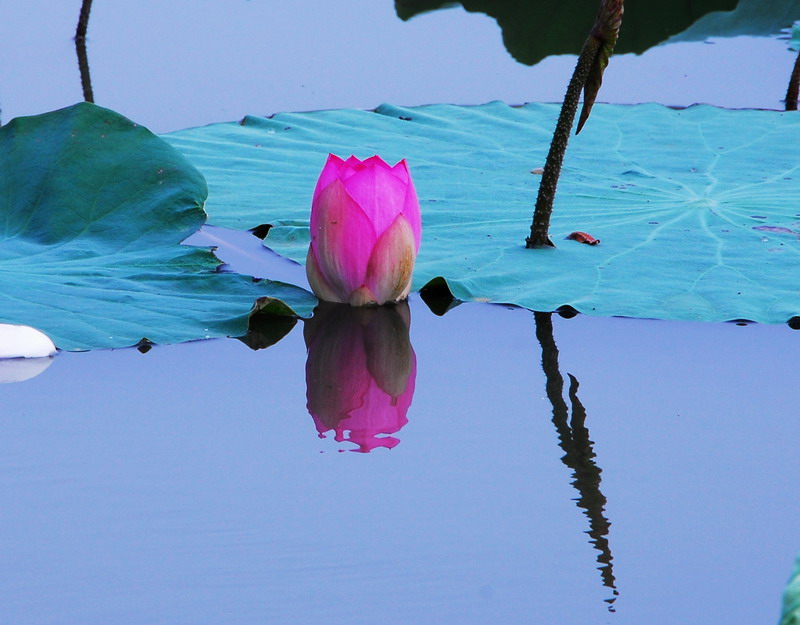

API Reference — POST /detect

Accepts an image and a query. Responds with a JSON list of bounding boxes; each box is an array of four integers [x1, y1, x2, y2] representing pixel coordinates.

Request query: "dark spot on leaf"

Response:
[[789, 317, 800, 330], [399, 116, 413, 121]]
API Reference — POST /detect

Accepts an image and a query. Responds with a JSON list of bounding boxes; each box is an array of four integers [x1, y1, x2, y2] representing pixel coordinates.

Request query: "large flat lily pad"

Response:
[[166, 101, 800, 324], [0, 103, 315, 351]]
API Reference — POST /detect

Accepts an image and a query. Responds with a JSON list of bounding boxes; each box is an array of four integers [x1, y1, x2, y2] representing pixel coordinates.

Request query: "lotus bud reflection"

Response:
[[304, 301, 416, 452], [306, 154, 422, 306]]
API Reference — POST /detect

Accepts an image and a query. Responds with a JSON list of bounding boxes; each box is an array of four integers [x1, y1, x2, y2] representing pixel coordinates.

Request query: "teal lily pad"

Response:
[[790, 20, 800, 51], [0, 103, 315, 351], [166, 101, 800, 324]]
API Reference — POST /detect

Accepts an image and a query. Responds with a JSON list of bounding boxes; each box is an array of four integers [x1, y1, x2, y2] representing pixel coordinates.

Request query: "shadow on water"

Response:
[[534, 311, 619, 611]]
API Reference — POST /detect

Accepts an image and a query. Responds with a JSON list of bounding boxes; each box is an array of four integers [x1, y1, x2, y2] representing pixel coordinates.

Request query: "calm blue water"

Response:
[[1, 302, 798, 624], [1, 2, 799, 624], [1, 1, 796, 131]]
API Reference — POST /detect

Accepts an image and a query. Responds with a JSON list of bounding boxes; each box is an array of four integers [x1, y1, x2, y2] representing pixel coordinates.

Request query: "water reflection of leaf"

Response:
[[238, 297, 299, 350], [395, 0, 738, 66], [303, 302, 416, 453], [534, 311, 618, 610]]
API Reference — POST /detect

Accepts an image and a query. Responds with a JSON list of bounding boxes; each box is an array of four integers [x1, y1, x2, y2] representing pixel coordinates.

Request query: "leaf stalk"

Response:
[[526, 0, 623, 248], [74, 0, 94, 103]]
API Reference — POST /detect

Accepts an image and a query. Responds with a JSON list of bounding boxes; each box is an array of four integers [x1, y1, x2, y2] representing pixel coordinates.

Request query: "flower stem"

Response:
[[526, 0, 623, 248], [526, 37, 600, 248], [74, 0, 94, 103]]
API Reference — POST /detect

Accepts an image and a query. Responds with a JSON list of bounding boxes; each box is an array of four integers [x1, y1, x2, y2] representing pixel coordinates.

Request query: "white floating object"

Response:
[[0, 324, 57, 359]]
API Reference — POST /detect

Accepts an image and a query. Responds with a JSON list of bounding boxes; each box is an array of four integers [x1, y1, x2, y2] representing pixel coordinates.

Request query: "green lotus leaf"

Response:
[[0, 102, 315, 351], [781, 552, 800, 625], [166, 101, 800, 324], [791, 20, 800, 50]]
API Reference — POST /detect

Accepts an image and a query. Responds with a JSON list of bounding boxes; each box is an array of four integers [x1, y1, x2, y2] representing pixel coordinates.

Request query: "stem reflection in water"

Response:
[[303, 301, 416, 453], [534, 311, 618, 611]]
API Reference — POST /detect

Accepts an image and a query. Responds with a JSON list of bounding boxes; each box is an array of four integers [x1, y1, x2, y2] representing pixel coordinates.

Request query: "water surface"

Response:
[[1, 2, 798, 623], [2, 301, 798, 624]]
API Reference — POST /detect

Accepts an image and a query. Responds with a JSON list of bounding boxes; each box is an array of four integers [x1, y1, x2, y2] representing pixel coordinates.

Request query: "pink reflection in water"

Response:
[[304, 301, 416, 452]]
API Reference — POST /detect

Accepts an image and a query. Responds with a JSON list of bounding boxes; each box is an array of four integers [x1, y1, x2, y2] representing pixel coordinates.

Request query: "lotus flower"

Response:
[[306, 154, 422, 306], [304, 301, 416, 453]]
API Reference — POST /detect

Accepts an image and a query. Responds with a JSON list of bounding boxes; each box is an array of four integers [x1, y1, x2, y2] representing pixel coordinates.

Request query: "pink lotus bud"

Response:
[[306, 154, 422, 306], [304, 301, 416, 453]]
